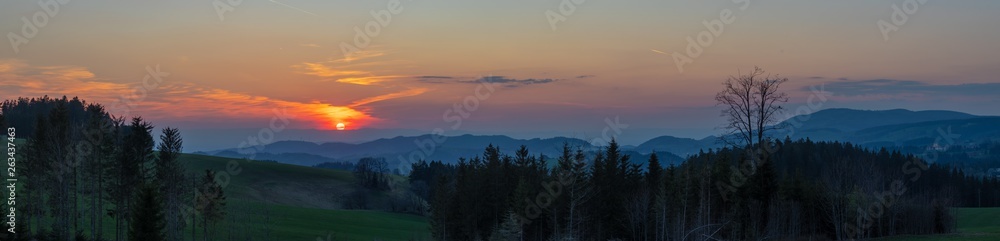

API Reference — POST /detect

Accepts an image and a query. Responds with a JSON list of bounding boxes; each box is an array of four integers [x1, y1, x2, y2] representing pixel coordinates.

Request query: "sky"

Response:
[[2, 0, 999, 146]]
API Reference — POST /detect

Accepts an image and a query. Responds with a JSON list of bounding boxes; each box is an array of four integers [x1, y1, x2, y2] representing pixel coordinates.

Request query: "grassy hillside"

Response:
[[178, 153, 431, 240], [180, 153, 356, 210], [173, 154, 430, 240], [9, 152, 428, 241], [879, 208, 1000, 241], [263, 204, 430, 241]]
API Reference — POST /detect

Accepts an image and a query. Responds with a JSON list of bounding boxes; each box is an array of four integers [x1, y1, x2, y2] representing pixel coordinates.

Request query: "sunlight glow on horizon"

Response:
[[1, 0, 998, 133]]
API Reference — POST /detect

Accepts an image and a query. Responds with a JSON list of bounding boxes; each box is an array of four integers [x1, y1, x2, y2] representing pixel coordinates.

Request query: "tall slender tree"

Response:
[[156, 127, 185, 241], [82, 104, 119, 241], [47, 99, 73, 240], [23, 114, 51, 237], [128, 183, 166, 241], [108, 117, 155, 241], [197, 170, 227, 241]]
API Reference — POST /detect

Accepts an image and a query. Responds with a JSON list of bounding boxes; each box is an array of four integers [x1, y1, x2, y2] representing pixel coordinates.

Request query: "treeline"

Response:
[[0, 96, 88, 138], [313, 161, 356, 171], [411, 138, 1000, 241], [0, 97, 230, 241], [912, 141, 1000, 171]]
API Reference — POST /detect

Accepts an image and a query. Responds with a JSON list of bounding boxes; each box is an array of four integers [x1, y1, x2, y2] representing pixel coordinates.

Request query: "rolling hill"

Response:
[[850, 117, 1000, 147], [177, 153, 431, 240], [633, 135, 722, 157], [202, 108, 1000, 170], [775, 108, 981, 141], [206, 134, 603, 166]]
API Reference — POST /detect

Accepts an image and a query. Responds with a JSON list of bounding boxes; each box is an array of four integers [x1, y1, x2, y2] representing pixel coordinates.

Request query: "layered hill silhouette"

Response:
[[201, 108, 1000, 169], [775, 108, 997, 146]]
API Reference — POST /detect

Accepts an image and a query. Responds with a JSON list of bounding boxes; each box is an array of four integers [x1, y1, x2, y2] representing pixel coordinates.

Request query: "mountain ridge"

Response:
[[201, 108, 1000, 169]]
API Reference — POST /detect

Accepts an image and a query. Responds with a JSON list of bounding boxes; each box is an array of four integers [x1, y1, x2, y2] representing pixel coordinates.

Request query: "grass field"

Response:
[[878, 208, 1000, 241], [180, 153, 357, 210], [260, 204, 430, 241], [19, 153, 430, 241], [178, 153, 431, 240], [19, 150, 993, 241]]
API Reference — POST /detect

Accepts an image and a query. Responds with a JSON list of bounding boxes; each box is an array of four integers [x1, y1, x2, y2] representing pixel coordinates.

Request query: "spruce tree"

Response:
[[128, 184, 166, 241], [156, 127, 185, 241], [197, 170, 226, 241]]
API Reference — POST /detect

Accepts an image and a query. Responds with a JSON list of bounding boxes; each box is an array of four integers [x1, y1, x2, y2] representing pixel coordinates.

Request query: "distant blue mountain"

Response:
[[206, 134, 687, 170], [774, 108, 979, 141], [632, 135, 721, 157], [204, 108, 1000, 169], [849, 117, 1000, 147]]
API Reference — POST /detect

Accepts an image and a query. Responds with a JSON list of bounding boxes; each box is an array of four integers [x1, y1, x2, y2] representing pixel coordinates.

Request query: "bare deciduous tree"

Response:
[[715, 67, 789, 159]]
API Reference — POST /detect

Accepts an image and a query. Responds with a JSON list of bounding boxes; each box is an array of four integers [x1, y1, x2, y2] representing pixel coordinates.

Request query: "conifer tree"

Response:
[[128, 184, 166, 241]]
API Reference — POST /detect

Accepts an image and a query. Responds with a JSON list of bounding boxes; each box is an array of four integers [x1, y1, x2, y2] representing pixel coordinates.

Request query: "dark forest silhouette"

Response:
[[413, 139, 1000, 241], [1, 93, 997, 241], [0, 96, 226, 241]]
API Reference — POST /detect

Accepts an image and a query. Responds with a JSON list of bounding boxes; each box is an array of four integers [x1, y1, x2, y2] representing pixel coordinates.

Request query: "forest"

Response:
[[405, 67, 1000, 241], [3, 92, 1000, 241], [411, 139, 1000, 241], [0, 96, 227, 241]]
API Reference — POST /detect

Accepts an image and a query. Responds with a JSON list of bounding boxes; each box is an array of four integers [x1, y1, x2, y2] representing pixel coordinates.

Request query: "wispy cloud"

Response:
[[341, 50, 386, 63], [806, 76, 850, 81], [805, 79, 1000, 103], [266, 0, 319, 17], [349, 88, 428, 107], [416, 75, 454, 84], [335, 75, 409, 85], [466, 76, 557, 88], [0, 59, 427, 129], [813, 79, 1000, 97], [297, 62, 370, 77], [0, 59, 118, 96], [416, 76, 453, 79], [414, 75, 561, 88], [293, 49, 396, 85]]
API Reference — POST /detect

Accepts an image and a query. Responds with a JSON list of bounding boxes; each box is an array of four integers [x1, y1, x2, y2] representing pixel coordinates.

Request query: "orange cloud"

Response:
[[0, 60, 125, 97], [341, 50, 385, 63], [335, 75, 408, 85], [298, 62, 370, 77], [0, 59, 426, 130], [293, 49, 401, 86], [350, 87, 428, 107]]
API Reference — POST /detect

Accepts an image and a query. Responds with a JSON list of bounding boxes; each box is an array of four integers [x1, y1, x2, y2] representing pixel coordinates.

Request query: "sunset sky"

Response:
[[2, 0, 999, 143]]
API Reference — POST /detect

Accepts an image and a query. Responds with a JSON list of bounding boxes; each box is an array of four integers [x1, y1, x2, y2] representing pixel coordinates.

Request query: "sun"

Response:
[[336, 122, 346, 130]]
